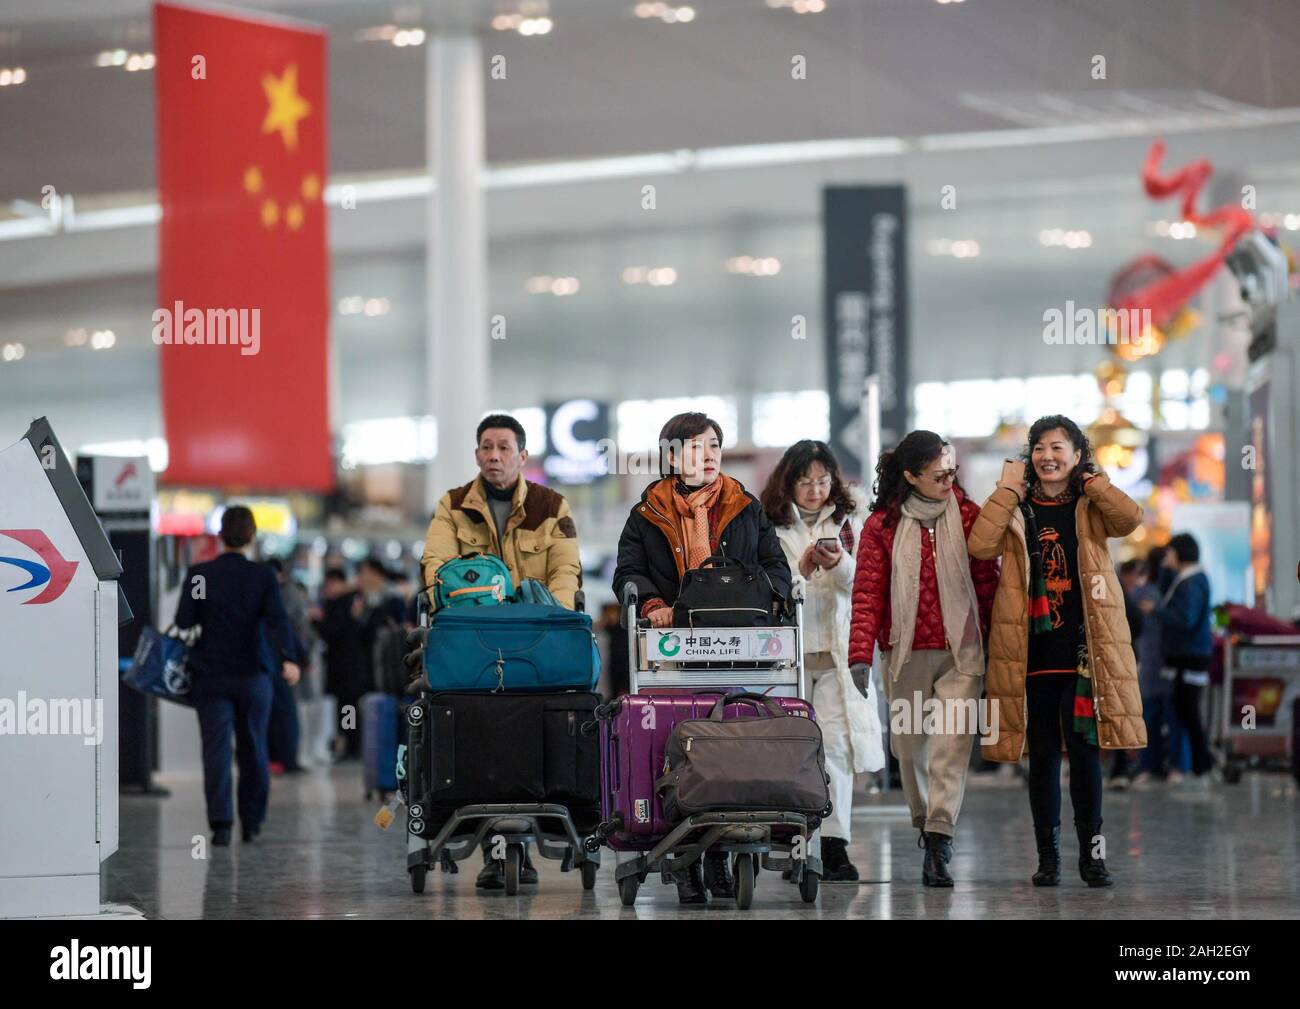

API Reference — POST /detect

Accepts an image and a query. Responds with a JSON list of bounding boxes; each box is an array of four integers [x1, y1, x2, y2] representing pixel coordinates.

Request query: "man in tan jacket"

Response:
[[422, 413, 581, 609], [419, 413, 582, 890]]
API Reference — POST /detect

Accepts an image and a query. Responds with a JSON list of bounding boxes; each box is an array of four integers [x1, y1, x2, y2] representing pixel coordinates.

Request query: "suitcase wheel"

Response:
[[410, 864, 426, 894], [581, 860, 598, 891], [618, 875, 639, 907], [799, 869, 820, 904], [504, 844, 523, 896], [733, 854, 755, 910]]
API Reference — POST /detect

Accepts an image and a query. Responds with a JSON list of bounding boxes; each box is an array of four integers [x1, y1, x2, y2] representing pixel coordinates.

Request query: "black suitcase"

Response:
[[404, 691, 602, 838]]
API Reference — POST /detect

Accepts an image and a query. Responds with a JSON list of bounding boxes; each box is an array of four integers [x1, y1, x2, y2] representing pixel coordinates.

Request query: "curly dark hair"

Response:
[[870, 430, 966, 514], [1022, 414, 1096, 499], [761, 440, 858, 527]]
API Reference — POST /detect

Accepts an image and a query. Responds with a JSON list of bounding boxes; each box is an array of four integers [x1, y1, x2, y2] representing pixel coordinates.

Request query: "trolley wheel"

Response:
[[504, 844, 522, 896], [1223, 762, 1242, 784], [799, 869, 820, 904], [409, 864, 426, 894], [581, 859, 598, 891], [734, 853, 755, 910], [618, 875, 640, 907]]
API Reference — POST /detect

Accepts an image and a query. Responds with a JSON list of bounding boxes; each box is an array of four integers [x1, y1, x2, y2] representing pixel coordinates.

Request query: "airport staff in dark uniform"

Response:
[[174, 506, 301, 846]]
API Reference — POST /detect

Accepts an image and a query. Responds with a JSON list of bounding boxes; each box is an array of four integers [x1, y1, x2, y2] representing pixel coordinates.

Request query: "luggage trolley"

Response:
[[606, 581, 825, 909], [400, 593, 601, 895], [1217, 633, 1300, 785]]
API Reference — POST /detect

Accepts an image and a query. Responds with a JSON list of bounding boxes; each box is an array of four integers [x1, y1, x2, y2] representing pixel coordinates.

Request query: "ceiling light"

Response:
[[2, 342, 25, 362], [90, 329, 116, 350], [65, 328, 89, 347]]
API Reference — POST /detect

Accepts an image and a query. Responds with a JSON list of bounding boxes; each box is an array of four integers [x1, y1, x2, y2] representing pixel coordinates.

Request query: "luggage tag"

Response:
[[373, 792, 406, 831]]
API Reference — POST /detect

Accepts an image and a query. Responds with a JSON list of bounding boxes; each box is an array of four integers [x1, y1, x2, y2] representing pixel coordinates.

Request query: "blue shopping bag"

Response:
[[124, 626, 194, 706]]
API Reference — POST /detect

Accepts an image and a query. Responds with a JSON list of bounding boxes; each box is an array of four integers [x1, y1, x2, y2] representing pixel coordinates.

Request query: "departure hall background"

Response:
[[0, 0, 1298, 943]]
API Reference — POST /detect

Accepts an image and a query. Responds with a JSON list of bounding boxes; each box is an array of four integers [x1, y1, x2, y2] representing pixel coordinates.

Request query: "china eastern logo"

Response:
[[657, 633, 681, 657], [0, 530, 78, 604]]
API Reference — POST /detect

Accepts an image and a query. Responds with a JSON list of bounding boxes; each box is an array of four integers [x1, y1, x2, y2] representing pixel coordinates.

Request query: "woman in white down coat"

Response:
[[761, 440, 885, 882]]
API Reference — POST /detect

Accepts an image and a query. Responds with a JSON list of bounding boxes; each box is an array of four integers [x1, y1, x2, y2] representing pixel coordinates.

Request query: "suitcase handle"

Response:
[[708, 691, 787, 720]]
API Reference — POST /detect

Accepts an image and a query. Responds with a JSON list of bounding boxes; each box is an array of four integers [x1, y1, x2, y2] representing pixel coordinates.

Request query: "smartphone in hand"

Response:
[[816, 537, 841, 554]]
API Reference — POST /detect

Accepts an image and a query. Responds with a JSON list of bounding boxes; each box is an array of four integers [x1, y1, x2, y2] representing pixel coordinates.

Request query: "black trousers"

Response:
[[1171, 673, 1215, 776], [1026, 674, 1103, 830]]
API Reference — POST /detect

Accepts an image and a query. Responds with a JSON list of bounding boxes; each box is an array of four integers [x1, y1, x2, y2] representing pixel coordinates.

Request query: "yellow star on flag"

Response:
[[261, 64, 311, 151]]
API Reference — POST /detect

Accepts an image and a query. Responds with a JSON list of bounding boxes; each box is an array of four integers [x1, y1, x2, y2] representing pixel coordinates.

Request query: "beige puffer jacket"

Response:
[[967, 473, 1147, 762]]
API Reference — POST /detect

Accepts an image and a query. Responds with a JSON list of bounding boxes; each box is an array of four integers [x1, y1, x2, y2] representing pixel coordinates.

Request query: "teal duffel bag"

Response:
[[422, 603, 601, 693]]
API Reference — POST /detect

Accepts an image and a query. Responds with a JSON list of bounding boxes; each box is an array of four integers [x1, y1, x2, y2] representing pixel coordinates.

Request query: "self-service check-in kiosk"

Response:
[[0, 418, 135, 917]]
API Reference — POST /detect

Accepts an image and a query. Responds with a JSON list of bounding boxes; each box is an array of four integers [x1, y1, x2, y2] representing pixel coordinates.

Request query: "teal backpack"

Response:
[[432, 554, 514, 610]]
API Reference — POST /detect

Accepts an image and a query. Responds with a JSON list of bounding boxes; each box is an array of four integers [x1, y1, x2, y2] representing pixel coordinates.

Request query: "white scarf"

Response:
[[888, 492, 984, 681]]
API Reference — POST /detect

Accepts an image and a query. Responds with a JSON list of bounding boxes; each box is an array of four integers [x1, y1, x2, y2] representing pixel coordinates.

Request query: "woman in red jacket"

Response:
[[848, 431, 998, 886]]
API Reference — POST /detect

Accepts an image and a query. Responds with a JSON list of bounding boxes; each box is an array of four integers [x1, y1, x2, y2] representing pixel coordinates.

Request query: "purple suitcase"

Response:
[[598, 691, 816, 851]]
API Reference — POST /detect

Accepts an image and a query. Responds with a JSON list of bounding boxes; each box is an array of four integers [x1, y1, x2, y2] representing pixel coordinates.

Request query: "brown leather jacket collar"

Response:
[[637, 473, 752, 578]]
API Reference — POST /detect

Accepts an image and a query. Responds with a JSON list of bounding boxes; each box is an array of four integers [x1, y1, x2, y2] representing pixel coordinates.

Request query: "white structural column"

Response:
[[427, 29, 488, 508]]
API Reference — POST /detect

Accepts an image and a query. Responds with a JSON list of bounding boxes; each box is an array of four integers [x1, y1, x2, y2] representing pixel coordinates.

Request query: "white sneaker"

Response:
[[1167, 770, 1186, 785], [1131, 771, 1154, 790]]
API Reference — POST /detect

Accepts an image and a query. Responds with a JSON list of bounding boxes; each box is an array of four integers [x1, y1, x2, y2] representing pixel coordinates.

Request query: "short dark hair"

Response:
[[1144, 546, 1167, 582], [359, 556, 390, 579], [658, 412, 724, 476], [477, 414, 526, 452], [1119, 559, 1143, 578], [324, 566, 348, 583], [1167, 533, 1200, 564], [219, 505, 256, 549]]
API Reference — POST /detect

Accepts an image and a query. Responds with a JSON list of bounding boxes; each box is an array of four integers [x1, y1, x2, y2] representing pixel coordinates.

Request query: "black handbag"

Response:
[[671, 555, 783, 628]]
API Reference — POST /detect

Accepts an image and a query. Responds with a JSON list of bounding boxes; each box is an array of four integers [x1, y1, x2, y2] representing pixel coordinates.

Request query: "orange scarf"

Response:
[[671, 477, 724, 570]]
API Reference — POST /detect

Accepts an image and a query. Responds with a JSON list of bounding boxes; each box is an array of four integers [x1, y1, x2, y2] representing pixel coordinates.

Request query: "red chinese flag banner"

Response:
[[154, 2, 332, 491]]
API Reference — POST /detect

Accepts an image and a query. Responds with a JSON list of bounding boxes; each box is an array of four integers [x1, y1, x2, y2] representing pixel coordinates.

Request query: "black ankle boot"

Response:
[[1075, 821, 1113, 888], [1031, 824, 1060, 886], [703, 852, 735, 898], [922, 831, 954, 887], [676, 860, 708, 905], [821, 837, 859, 882]]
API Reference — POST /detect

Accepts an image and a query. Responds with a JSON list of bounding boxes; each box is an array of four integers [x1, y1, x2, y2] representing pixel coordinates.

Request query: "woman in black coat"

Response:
[[611, 411, 792, 904]]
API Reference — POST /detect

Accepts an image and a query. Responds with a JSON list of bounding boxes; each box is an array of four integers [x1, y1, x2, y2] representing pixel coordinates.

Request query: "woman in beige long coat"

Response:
[[968, 415, 1145, 889]]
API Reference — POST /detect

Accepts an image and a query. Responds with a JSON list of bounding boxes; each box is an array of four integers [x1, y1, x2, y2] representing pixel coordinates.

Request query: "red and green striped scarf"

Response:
[[1019, 499, 1053, 634]]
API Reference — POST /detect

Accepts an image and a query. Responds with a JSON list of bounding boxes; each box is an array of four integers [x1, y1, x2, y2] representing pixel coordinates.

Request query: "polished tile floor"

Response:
[[106, 766, 1300, 919]]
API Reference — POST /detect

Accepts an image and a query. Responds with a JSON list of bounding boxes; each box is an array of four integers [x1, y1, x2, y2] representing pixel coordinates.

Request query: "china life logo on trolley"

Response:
[[652, 628, 789, 661]]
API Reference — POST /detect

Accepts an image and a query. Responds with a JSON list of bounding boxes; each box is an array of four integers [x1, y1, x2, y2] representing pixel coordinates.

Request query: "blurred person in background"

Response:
[[762, 439, 884, 883], [264, 557, 306, 775], [613, 411, 791, 904], [1140, 533, 1216, 786], [1127, 547, 1191, 786], [316, 567, 366, 761], [849, 431, 998, 888], [969, 415, 1144, 889], [173, 506, 301, 846], [269, 557, 329, 767], [421, 413, 581, 609]]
